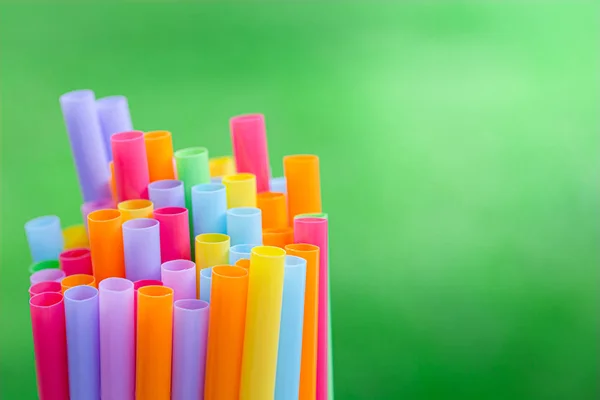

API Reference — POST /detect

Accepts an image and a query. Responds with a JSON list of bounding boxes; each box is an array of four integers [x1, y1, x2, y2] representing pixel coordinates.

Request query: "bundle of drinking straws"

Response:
[[25, 90, 333, 400]]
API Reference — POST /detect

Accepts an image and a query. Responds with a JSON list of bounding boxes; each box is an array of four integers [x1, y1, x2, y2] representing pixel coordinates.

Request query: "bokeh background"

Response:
[[1, 2, 598, 399]]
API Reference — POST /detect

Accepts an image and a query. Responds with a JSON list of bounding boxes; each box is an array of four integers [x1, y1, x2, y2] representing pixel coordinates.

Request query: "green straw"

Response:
[[29, 259, 60, 274]]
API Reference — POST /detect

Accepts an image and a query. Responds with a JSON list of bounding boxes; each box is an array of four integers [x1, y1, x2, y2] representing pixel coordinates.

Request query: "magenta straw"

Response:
[[230, 114, 271, 193], [172, 299, 209, 400], [294, 217, 329, 400], [59, 248, 93, 276], [154, 207, 191, 263], [29, 292, 70, 400], [111, 130, 150, 202], [99, 278, 135, 399], [97, 95, 134, 161], [29, 281, 62, 298], [30, 268, 65, 285], [161, 260, 197, 301], [81, 199, 115, 229]]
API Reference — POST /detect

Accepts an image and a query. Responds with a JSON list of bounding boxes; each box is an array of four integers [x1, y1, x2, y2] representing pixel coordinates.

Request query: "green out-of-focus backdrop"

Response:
[[1, 2, 598, 399]]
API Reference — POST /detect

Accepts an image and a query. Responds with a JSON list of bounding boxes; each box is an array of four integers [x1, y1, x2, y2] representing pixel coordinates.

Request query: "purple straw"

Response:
[[161, 260, 197, 301], [30, 268, 65, 285], [96, 96, 134, 161], [122, 218, 161, 282], [60, 89, 111, 202]]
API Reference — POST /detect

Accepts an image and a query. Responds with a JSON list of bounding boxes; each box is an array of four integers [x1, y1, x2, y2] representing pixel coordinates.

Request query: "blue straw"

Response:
[[191, 183, 227, 237], [270, 176, 287, 194], [229, 244, 257, 265], [226, 207, 262, 246], [25, 215, 64, 262], [200, 267, 213, 303]]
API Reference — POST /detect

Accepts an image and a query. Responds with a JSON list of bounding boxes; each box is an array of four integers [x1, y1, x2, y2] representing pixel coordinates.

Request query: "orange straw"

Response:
[[256, 192, 288, 229], [136, 285, 174, 400], [262, 227, 294, 249], [285, 243, 320, 400], [144, 131, 175, 182], [283, 155, 322, 224], [109, 161, 118, 203], [204, 266, 248, 400], [88, 209, 125, 283], [60, 273, 96, 293], [234, 258, 250, 270]]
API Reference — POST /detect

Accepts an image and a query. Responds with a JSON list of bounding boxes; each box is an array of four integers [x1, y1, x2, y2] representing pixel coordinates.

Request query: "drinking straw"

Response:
[[112, 130, 150, 201], [257, 192, 288, 229], [209, 155, 236, 177], [270, 176, 287, 194], [174, 147, 210, 222], [284, 155, 322, 224], [285, 243, 319, 400], [99, 278, 135, 400], [199, 267, 212, 303], [25, 215, 64, 262], [63, 224, 89, 249], [235, 258, 250, 269], [133, 280, 163, 341], [59, 248, 93, 276], [263, 227, 295, 249], [118, 199, 154, 222], [88, 209, 125, 282], [195, 233, 230, 297], [136, 285, 174, 400], [222, 173, 257, 208], [211, 176, 223, 184], [109, 161, 118, 202], [226, 207, 262, 246], [97, 95, 134, 161], [294, 217, 329, 400], [81, 199, 114, 229], [240, 246, 286, 399], [154, 207, 191, 262], [229, 244, 256, 265], [123, 218, 161, 282], [148, 180, 185, 209], [191, 183, 227, 236], [172, 299, 210, 400], [29, 259, 60, 274], [60, 89, 111, 202], [64, 285, 101, 400], [204, 266, 248, 400], [29, 281, 62, 297], [275, 255, 307, 400], [161, 260, 197, 301], [296, 212, 329, 219], [61, 273, 96, 293], [230, 114, 270, 193], [29, 292, 70, 400], [30, 268, 65, 285], [143, 130, 175, 182]]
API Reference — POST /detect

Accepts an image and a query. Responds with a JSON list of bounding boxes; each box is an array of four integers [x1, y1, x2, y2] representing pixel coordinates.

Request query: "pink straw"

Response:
[[154, 207, 191, 263], [29, 281, 62, 298], [111, 131, 150, 201], [230, 114, 271, 193], [59, 248, 93, 276]]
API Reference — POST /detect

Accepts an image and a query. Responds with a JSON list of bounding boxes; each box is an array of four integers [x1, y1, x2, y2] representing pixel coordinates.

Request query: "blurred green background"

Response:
[[1, 2, 598, 399]]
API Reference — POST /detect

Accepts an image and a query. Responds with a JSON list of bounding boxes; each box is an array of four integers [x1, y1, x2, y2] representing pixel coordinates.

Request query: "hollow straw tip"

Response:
[[96, 95, 128, 109], [111, 130, 145, 143], [59, 89, 95, 105]]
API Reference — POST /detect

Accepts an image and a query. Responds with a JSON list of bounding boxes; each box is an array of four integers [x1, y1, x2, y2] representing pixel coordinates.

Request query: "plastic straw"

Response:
[[240, 246, 286, 399], [172, 299, 210, 400], [29, 281, 62, 298], [294, 218, 328, 400], [229, 244, 256, 265], [205, 266, 248, 400], [64, 285, 101, 400], [154, 207, 191, 262], [209, 156, 236, 177], [136, 285, 174, 400], [61, 273, 96, 293], [30, 292, 70, 400], [30, 268, 65, 285], [97, 95, 133, 161], [123, 218, 161, 282], [222, 173, 257, 208], [81, 199, 115, 229], [285, 243, 320, 400], [270, 176, 287, 194], [59, 248, 93, 276], [88, 209, 125, 282], [118, 199, 154, 222], [227, 207, 262, 246], [174, 147, 210, 224], [29, 259, 60, 274], [199, 267, 212, 303], [60, 89, 111, 202], [143, 130, 175, 182], [191, 183, 227, 237], [195, 233, 230, 298], [99, 278, 135, 399], [263, 227, 295, 249], [257, 192, 288, 229], [235, 258, 250, 269], [63, 224, 89, 249], [161, 260, 197, 301], [284, 155, 322, 224], [274, 255, 307, 399], [25, 215, 64, 262], [230, 114, 270, 193], [112, 130, 150, 201], [133, 280, 163, 339], [148, 180, 185, 209], [109, 161, 118, 202]]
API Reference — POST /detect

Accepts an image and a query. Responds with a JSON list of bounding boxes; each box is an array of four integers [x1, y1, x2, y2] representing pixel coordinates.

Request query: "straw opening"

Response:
[[231, 113, 264, 124], [162, 260, 195, 272], [212, 265, 248, 278], [118, 199, 152, 211], [251, 245, 285, 258], [230, 244, 256, 254], [30, 292, 63, 308], [196, 233, 229, 244], [257, 192, 284, 201], [88, 209, 121, 223], [175, 299, 209, 311], [175, 147, 207, 158], [97, 95, 126, 107], [294, 217, 326, 225], [134, 279, 162, 290], [200, 267, 213, 278], [285, 243, 319, 253], [138, 285, 173, 298], [154, 206, 187, 217], [29, 260, 60, 273], [60, 89, 93, 102], [64, 285, 98, 302], [192, 183, 225, 193], [149, 180, 182, 191], [31, 268, 65, 282], [29, 281, 62, 296], [25, 215, 59, 230], [227, 207, 260, 217], [285, 255, 306, 268], [123, 218, 158, 230], [284, 154, 319, 163], [60, 248, 90, 260], [62, 274, 95, 288], [111, 130, 144, 142], [223, 173, 254, 182], [100, 277, 133, 292], [144, 130, 171, 140]]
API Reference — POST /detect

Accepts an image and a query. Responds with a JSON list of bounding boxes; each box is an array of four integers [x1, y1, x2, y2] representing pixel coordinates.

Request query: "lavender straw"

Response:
[[96, 96, 134, 161]]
